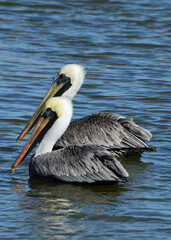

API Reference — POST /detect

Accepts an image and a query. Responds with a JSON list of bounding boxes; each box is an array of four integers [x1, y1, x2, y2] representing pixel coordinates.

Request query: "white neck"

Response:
[[35, 100, 73, 156]]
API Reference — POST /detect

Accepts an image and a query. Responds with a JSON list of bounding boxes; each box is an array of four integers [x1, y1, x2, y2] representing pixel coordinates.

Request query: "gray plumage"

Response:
[[54, 112, 155, 155], [30, 145, 129, 183]]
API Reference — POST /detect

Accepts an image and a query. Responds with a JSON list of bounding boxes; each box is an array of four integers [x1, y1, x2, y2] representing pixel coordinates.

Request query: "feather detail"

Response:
[[30, 145, 129, 183], [53, 111, 154, 156]]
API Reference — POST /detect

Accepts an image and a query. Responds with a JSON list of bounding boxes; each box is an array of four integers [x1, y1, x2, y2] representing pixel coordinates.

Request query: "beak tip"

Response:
[[11, 167, 15, 173], [16, 138, 20, 144]]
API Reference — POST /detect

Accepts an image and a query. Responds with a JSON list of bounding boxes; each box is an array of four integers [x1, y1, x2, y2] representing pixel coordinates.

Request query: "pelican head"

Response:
[[16, 64, 86, 143], [58, 64, 86, 99], [12, 97, 73, 171]]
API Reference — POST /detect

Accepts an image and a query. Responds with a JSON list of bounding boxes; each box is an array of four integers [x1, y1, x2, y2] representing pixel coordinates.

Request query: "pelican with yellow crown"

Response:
[[12, 97, 129, 183]]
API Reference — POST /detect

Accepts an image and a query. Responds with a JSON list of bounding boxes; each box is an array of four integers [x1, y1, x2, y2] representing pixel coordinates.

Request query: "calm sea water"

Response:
[[0, 0, 171, 239]]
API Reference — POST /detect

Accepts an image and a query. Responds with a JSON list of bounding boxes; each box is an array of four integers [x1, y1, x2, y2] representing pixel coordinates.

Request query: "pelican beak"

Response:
[[12, 109, 57, 172], [16, 75, 71, 143]]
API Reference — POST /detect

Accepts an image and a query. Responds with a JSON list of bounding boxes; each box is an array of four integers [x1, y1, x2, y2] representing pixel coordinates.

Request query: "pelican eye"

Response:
[[59, 73, 65, 79], [54, 73, 68, 85], [43, 108, 55, 118]]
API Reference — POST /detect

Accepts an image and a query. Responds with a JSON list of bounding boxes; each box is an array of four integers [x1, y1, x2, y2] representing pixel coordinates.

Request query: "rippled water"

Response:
[[0, 0, 171, 239]]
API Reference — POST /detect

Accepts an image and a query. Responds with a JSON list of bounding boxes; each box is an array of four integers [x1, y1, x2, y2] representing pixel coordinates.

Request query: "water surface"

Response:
[[0, 0, 171, 239]]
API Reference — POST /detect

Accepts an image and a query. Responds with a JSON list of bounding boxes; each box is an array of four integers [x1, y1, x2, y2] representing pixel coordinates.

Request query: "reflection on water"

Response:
[[11, 178, 128, 239], [0, 0, 171, 239]]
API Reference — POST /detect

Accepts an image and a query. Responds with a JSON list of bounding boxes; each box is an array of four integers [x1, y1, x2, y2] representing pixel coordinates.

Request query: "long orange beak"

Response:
[[16, 75, 71, 143], [12, 113, 56, 172]]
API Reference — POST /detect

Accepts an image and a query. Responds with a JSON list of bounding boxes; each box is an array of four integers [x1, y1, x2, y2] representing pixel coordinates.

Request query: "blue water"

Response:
[[0, 0, 171, 239]]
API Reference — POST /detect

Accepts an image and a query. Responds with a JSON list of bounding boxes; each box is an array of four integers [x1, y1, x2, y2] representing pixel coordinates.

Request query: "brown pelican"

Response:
[[17, 64, 156, 155], [12, 97, 129, 183]]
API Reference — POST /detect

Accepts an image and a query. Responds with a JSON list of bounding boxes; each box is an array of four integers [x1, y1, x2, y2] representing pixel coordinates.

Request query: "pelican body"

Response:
[[12, 97, 128, 183], [16, 64, 156, 156]]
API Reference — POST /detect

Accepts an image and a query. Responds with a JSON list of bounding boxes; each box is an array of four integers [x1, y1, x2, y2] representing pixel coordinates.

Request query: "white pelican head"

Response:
[[58, 64, 86, 99]]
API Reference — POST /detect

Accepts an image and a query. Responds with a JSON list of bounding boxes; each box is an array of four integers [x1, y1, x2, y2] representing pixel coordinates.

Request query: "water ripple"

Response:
[[0, 0, 171, 239]]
